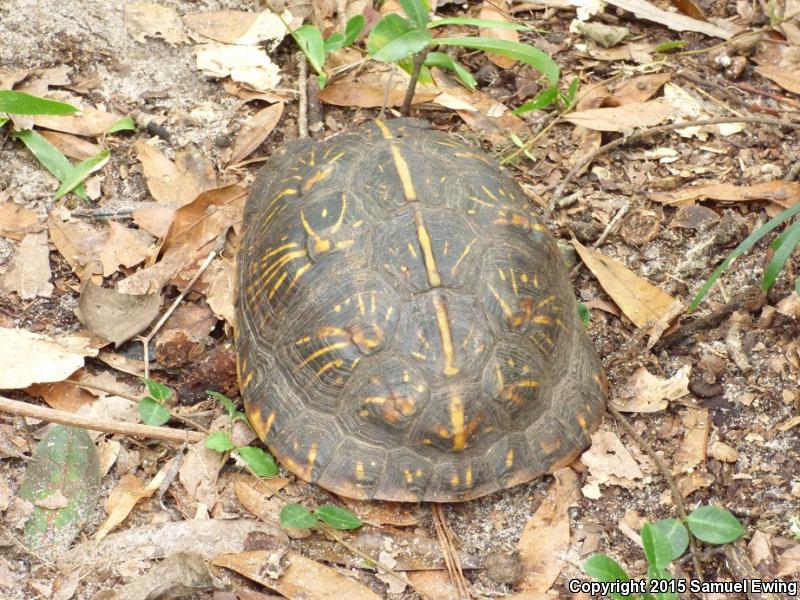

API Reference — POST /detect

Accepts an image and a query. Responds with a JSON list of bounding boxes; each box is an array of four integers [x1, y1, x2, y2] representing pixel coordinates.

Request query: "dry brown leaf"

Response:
[[673, 408, 710, 474], [662, 83, 744, 138], [47, 207, 104, 277], [117, 244, 192, 295], [95, 463, 171, 541], [183, 10, 288, 45], [708, 440, 738, 462], [213, 550, 381, 600], [0, 201, 42, 241], [124, 3, 189, 45], [319, 70, 438, 108], [162, 184, 247, 254], [581, 431, 645, 498], [222, 79, 286, 104], [233, 475, 290, 521], [229, 102, 284, 165], [0, 328, 97, 389], [755, 65, 800, 95], [748, 530, 771, 567], [614, 365, 690, 412], [650, 181, 800, 209], [0, 232, 53, 299], [135, 141, 211, 206], [33, 105, 121, 137], [196, 43, 281, 92], [133, 205, 177, 239], [179, 441, 224, 510], [775, 544, 800, 577], [612, 73, 672, 105], [38, 130, 102, 161], [99, 221, 153, 277], [405, 571, 457, 600], [75, 282, 160, 346], [603, 0, 737, 38], [518, 468, 579, 592], [573, 240, 676, 328], [479, 0, 518, 68], [342, 499, 421, 527], [564, 99, 676, 132], [198, 256, 236, 325], [26, 372, 96, 413]]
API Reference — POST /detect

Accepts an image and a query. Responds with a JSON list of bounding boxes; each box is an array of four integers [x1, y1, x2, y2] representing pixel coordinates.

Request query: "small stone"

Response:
[[484, 551, 523, 586]]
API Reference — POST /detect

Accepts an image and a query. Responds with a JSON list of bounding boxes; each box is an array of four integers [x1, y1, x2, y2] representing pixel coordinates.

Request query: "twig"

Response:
[[0, 395, 204, 443], [401, 51, 428, 117], [606, 404, 705, 587], [297, 52, 308, 140], [569, 201, 630, 279], [378, 67, 396, 121], [431, 504, 470, 600], [552, 116, 800, 209], [139, 241, 223, 379], [307, 72, 324, 137], [0, 523, 55, 568]]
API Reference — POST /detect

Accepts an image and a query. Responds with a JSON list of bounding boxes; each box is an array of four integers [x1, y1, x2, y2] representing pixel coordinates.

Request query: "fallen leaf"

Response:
[[581, 431, 645, 498], [755, 65, 800, 95], [564, 99, 676, 132], [519, 469, 579, 592], [183, 9, 288, 45], [179, 440, 224, 511], [196, 43, 281, 92], [134, 141, 214, 207], [0, 201, 42, 241], [612, 73, 671, 104], [603, 0, 738, 38], [47, 207, 104, 278], [133, 205, 177, 239], [99, 221, 153, 277], [0, 232, 53, 299], [479, 0, 519, 68], [662, 83, 744, 138], [199, 256, 237, 325], [0, 328, 97, 389], [26, 371, 96, 413], [650, 181, 800, 209], [576, 21, 629, 48], [342, 499, 421, 527], [233, 475, 290, 521], [614, 365, 690, 412], [573, 240, 676, 327], [117, 244, 192, 295], [406, 571, 458, 600], [708, 440, 738, 462], [38, 130, 102, 161], [75, 282, 160, 346], [319, 69, 438, 108], [229, 102, 284, 165], [124, 2, 189, 45], [748, 530, 771, 567], [162, 184, 246, 254], [33, 105, 121, 137], [213, 550, 381, 600], [673, 408, 710, 474]]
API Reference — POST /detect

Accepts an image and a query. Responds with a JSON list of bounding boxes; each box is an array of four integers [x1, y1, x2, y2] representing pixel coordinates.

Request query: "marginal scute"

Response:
[[236, 118, 607, 502]]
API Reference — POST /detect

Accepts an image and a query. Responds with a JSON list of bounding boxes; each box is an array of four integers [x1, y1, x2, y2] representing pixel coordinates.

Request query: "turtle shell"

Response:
[[235, 118, 606, 502]]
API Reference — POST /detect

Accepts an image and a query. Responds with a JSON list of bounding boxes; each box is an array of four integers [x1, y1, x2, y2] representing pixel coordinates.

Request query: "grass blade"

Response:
[[0, 90, 78, 115], [436, 37, 559, 84], [763, 219, 800, 291]]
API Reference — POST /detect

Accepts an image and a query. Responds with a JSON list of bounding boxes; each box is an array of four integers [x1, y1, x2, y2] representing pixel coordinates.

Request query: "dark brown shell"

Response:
[[236, 118, 606, 502]]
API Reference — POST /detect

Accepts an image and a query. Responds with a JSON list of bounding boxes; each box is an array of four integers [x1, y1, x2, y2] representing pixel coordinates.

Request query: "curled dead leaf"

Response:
[[76, 282, 160, 346]]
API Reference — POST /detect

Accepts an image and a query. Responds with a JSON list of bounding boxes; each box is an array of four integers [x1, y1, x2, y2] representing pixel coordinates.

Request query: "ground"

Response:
[[0, 0, 799, 598]]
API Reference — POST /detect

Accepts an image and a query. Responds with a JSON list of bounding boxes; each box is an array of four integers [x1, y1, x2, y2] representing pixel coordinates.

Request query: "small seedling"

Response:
[[204, 390, 279, 477], [139, 377, 173, 426], [584, 505, 745, 600], [280, 501, 362, 531], [291, 14, 366, 88], [690, 202, 800, 311]]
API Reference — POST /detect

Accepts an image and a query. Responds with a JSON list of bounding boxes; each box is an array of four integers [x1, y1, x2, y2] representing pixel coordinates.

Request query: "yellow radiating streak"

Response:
[[433, 295, 458, 376], [259, 242, 298, 263], [316, 358, 343, 377], [302, 165, 333, 193], [250, 250, 307, 297], [414, 211, 441, 287], [450, 239, 476, 275], [267, 271, 288, 300], [297, 341, 351, 370], [449, 390, 466, 451], [331, 192, 346, 233], [488, 285, 514, 319], [390, 146, 417, 201], [375, 119, 393, 139]]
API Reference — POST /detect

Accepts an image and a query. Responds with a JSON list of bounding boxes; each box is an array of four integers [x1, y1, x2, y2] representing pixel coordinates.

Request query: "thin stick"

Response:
[[297, 52, 309, 140], [0, 395, 204, 443], [606, 404, 705, 586], [401, 51, 427, 117], [431, 504, 470, 600], [139, 242, 222, 379], [552, 116, 800, 209], [569, 201, 631, 278]]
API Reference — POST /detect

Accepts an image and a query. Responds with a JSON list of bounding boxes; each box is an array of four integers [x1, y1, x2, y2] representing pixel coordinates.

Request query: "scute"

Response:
[[236, 118, 607, 502]]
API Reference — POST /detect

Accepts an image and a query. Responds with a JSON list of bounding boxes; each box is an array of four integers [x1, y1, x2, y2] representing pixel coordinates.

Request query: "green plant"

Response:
[[690, 203, 800, 312], [0, 90, 125, 200], [584, 505, 745, 600], [291, 14, 366, 88], [139, 377, 174, 426], [280, 501, 362, 530], [204, 390, 279, 476]]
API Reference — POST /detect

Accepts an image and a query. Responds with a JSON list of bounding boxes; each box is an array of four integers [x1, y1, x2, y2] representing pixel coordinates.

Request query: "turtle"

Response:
[[235, 118, 606, 502]]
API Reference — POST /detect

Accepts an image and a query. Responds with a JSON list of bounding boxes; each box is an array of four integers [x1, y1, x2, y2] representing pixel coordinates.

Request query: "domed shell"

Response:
[[236, 118, 606, 502]]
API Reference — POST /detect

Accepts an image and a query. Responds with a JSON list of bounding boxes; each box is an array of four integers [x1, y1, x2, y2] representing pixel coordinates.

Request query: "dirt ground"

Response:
[[1, 0, 799, 598]]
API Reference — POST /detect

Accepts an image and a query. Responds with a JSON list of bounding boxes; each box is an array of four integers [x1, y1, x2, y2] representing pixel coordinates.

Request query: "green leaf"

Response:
[[646, 565, 679, 600], [0, 117, 8, 128], [687, 506, 745, 544], [400, 0, 430, 28], [689, 202, 800, 311], [237, 446, 279, 477], [583, 555, 633, 600], [54, 149, 110, 199], [12, 129, 86, 199], [578, 301, 591, 327], [655, 40, 687, 53], [205, 431, 235, 453], [295, 25, 326, 77], [513, 86, 559, 114], [763, 219, 800, 291], [0, 90, 78, 115], [652, 518, 689, 560], [436, 37, 559, 85], [344, 14, 366, 45], [207, 390, 237, 419], [18, 425, 100, 558], [141, 378, 173, 403], [280, 503, 318, 529], [429, 17, 534, 31], [641, 523, 674, 570], [368, 14, 432, 63], [324, 32, 345, 54], [108, 115, 135, 133], [565, 76, 580, 107], [425, 52, 476, 89], [139, 397, 171, 426], [315, 504, 363, 530]]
